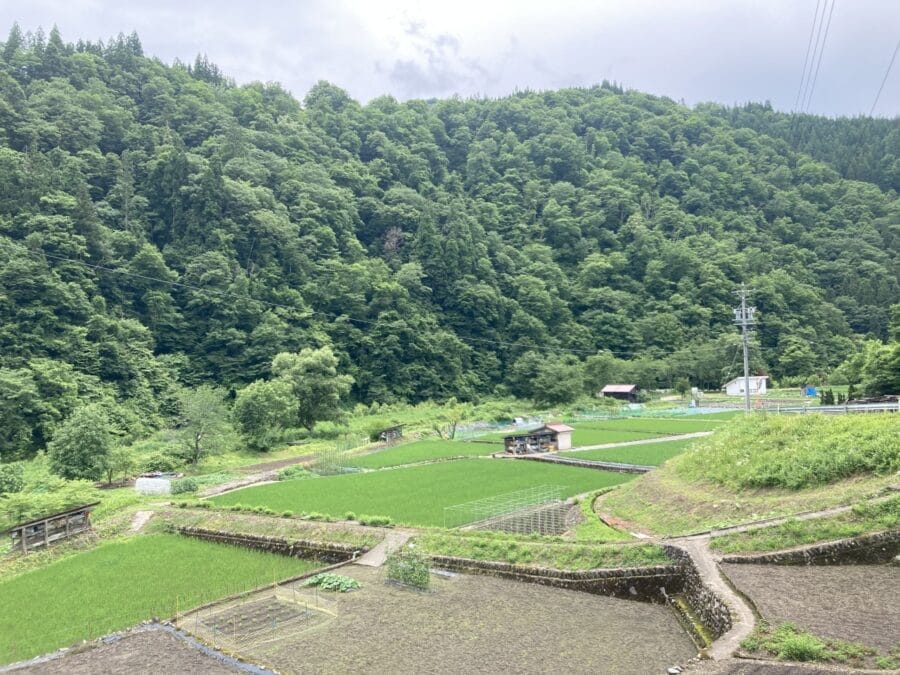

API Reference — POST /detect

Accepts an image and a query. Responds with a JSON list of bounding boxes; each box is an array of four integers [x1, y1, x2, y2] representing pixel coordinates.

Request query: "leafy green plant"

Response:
[[170, 477, 199, 494], [386, 547, 431, 590], [357, 514, 392, 527], [277, 465, 314, 481], [303, 573, 361, 592], [142, 452, 181, 473]]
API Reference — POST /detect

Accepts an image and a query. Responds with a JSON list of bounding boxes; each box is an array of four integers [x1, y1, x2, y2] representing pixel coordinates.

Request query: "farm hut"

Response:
[[3, 502, 100, 553], [722, 376, 768, 397], [503, 423, 575, 454], [599, 384, 640, 403], [378, 425, 404, 444]]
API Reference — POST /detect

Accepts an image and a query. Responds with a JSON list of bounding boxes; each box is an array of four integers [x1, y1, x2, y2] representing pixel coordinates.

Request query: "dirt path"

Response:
[[568, 430, 713, 452], [354, 530, 412, 567], [129, 511, 154, 533]]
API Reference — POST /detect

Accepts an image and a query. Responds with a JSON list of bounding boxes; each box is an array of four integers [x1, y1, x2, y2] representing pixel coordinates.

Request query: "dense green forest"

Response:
[[1, 25, 898, 459]]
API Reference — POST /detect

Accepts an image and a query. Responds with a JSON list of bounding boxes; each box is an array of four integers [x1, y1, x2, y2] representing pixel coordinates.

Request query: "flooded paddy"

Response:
[[186, 564, 696, 674], [721, 563, 900, 651]]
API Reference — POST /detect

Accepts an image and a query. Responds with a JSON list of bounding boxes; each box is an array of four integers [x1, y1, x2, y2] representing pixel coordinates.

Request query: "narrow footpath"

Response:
[[566, 430, 713, 453]]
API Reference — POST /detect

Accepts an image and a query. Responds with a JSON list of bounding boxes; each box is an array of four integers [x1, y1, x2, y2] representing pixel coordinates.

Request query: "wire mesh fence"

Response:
[[443, 485, 570, 534]]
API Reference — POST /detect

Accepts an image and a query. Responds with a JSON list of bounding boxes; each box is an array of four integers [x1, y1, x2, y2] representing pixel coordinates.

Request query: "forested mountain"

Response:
[[1, 26, 898, 457]]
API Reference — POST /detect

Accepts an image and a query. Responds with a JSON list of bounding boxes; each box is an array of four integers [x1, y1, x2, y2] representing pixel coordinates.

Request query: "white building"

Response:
[[722, 376, 768, 397]]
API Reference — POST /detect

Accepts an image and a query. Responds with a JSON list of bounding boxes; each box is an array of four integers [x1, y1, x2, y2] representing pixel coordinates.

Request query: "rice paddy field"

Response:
[[0, 534, 320, 664], [348, 438, 500, 469], [562, 438, 698, 466], [212, 459, 633, 526]]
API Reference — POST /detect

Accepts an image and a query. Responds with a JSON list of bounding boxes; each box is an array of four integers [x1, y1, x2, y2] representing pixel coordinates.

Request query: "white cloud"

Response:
[[4, 0, 899, 115]]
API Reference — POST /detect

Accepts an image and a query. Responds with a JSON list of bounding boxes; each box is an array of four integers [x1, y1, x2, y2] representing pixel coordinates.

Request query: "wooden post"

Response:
[[20, 528, 27, 553], [43, 519, 49, 547]]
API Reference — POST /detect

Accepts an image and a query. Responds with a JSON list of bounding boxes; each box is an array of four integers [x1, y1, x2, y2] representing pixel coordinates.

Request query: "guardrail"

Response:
[[771, 402, 899, 414]]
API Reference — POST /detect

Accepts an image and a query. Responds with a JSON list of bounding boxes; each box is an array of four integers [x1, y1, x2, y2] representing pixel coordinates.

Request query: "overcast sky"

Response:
[[4, 0, 899, 117]]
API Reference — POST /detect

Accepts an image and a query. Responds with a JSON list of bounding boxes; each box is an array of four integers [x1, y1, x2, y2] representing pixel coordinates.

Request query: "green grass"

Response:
[[414, 530, 667, 570], [0, 534, 319, 664], [562, 439, 698, 466], [679, 414, 900, 489], [155, 508, 383, 548], [741, 622, 879, 666], [599, 413, 900, 536], [212, 459, 634, 527], [348, 438, 500, 468], [710, 495, 900, 554], [574, 418, 723, 435], [572, 490, 633, 542]]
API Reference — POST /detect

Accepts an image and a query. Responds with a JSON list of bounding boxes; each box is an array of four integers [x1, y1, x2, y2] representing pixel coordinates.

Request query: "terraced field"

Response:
[[212, 459, 633, 526], [348, 438, 500, 469], [562, 438, 698, 466]]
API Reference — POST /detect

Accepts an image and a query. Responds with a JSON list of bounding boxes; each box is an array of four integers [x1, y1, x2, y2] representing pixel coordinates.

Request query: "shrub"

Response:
[[344, 511, 357, 521], [170, 477, 199, 494], [386, 547, 430, 589], [277, 465, 314, 481], [303, 573, 361, 592], [143, 453, 181, 473], [281, 510, 294, 518], [358, 514, 393, 527], [0, 462, 25, 496]]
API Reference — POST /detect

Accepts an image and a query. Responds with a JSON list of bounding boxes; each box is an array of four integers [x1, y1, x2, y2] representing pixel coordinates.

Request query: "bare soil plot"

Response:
[[721, 564, 900, 651], [186, 564, 696, 674], [11, 628, 243, 674]]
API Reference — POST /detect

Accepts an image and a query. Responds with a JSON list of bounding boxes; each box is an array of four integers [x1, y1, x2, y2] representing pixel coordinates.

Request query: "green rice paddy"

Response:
[[213, 459, 633, 526], [348, 438, 500, 469], [0, 534, 319, 664], [561, 438, 698, 466]]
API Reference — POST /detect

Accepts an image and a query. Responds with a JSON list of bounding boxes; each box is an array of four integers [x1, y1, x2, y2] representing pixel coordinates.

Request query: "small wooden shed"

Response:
[[3, 502, 100, 553], [599, 384, 640, 403], [503, 423, 575, 454]]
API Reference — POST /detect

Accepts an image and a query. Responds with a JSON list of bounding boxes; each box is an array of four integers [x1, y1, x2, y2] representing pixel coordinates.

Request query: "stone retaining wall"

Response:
[[429, 555, 683, 602], [719, 530, 900, 566], [175, 526, 367, 563], [664, 545, 733, 640]]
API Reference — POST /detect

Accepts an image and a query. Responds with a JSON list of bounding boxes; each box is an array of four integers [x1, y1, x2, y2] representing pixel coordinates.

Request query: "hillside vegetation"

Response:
[[677, 414, 900, 489], [599, 414, 900, 534], [1, 26, 898, 462]]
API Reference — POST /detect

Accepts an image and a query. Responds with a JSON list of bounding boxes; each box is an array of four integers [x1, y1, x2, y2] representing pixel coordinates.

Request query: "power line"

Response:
[[803, 0, 836, 113], [794, 0, 823, 113], [870, 38, 900, 116], [29, 249, 743, 360], [732, 283, 758, 413]]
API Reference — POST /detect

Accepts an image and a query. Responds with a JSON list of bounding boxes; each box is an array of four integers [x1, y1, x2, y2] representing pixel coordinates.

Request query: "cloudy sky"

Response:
[[5, 0, 900, 117]]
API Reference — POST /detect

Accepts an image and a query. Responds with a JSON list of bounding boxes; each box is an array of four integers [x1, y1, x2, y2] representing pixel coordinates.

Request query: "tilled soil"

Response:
[[720, 563, 900, 651], [187, 564, 696, 674], [11, 628, 243, 674]]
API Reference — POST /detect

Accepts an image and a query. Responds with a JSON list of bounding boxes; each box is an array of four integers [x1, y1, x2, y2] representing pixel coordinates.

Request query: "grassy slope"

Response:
[[155, 508, 382, 548], [0, 534, 318, 664], [562, 438, 698, 466], [348, 439, 500, 468], [599, 414, 900, 535], [212, 459, 633, 526], [710, 495, 900, 554], [415, 530, 667, 570]]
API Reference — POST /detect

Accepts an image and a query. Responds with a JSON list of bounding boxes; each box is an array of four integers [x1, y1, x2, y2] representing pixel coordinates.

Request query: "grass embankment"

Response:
[[599, 414, 900, 535], [741, 622, 896, 670], [0, 534, 319, 664], [348, 438, 500, 469], [563, 438, 698, 466], [155, 508, 383, 548], [415, 529, 667, 570], [212, 459, 633, 527], [711, 495, 900, 554]]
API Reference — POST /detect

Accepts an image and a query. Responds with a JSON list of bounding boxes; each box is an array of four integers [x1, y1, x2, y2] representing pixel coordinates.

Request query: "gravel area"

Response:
[[187, 564, 696, 674], [721, 564, 900, 651], [9, 628, 244, 674]]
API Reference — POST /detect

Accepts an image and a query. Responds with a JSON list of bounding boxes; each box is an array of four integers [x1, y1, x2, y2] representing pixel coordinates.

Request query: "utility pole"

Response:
[[733, 283, 757, 413]]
